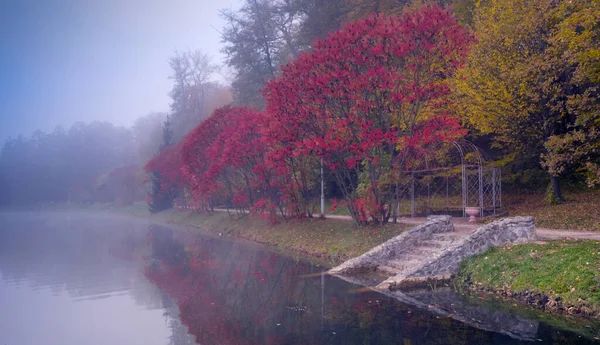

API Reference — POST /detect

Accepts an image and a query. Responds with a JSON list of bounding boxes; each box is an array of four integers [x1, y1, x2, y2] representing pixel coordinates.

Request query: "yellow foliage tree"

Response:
[[454, 0, 600, 202]]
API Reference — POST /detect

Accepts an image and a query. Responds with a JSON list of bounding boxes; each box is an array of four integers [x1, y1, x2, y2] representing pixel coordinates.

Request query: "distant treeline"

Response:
[[0, 80, 231, 207]]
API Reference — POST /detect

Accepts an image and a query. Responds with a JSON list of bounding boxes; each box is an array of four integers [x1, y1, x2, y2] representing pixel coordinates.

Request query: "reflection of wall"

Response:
[[381, 289, 539, 341]]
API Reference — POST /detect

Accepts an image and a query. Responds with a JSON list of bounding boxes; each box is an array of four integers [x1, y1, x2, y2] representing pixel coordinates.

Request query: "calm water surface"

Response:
[[0, 211, 598, 345]]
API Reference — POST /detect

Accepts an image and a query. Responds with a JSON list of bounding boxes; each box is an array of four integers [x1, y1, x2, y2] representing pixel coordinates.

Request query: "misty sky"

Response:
[[0, 0, 238, 142]]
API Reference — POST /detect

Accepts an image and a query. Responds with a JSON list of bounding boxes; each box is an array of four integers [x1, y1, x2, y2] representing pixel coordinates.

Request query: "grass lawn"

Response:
[[457, 240, 600, 318], [170, 211, 411, 265], [505, 188, 600, 231]]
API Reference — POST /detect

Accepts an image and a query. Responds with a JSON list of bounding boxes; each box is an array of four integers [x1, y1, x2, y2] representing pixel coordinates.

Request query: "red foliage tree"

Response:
[[263, 6, 472, 224], [182, 106, 286, 218], [180, 107, 233, 210], [144, 142, 186, 207]]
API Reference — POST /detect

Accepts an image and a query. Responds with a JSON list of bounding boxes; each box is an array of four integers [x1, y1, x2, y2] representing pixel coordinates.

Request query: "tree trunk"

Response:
[[549, 174, 563, 203]]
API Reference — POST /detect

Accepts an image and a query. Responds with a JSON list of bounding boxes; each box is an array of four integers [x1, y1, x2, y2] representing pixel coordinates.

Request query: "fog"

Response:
[[0, 0, 339, 209], [0, 1, 238, 207], [0, 0, 233, 142]]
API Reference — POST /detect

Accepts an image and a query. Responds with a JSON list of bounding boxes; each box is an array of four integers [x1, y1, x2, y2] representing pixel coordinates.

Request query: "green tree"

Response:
[[295, 0, 346, 47], [541, 0, 600, 189], [220, 0, 302, 107]]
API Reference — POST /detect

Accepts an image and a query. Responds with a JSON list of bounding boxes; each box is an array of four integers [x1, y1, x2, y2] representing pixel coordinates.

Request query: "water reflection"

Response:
[[144, 223, 600, 345], [1, 213, 152, 303], [0, 212, 193, 345], [0, 212, 598, 345]]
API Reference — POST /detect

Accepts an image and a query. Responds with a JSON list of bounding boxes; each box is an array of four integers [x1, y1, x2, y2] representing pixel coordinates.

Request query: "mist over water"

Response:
[[0, 212, 177, 344], [0, 211, 598, 345]]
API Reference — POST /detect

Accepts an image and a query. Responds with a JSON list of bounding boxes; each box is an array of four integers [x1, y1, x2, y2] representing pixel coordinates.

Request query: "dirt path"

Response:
[[208, 207, 600, 240]]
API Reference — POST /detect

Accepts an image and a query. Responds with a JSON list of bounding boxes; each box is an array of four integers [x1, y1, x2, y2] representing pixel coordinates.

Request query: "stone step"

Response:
[[329, 216, 537, 294], [396, 252, 435, 262], [376, 265, 402, 275], [421, 240, 448, 248], [406, 245, 442, 256], [404, 252, 424, 259], [386, 258, 425, 271], [430, 232, 468, 242], [419, 239, 448, 248]]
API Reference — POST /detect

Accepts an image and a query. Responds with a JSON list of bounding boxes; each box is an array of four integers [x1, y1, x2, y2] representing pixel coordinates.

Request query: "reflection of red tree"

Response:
[[144, 232, 317, 345], [143, 228, 516, 345]]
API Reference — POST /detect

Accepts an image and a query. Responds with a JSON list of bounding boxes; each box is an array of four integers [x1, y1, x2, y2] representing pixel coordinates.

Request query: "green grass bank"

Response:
[[167, 211, 411, 265], [457, 240, 600, 320]]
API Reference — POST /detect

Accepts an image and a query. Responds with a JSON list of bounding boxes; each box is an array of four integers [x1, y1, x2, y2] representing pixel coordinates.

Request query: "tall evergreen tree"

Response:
[[147, 117, 177, 213]]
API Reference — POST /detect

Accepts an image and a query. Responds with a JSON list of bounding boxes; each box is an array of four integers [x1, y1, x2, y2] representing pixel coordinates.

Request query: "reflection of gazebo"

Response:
[[396, 140, 503, 218]]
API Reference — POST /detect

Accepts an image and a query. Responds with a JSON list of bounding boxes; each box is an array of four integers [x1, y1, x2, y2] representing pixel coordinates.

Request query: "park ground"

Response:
[[321, 187, 600, 231]]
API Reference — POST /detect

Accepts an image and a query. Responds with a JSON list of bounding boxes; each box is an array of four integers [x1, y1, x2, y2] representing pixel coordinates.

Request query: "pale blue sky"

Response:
[[0, 0, 238, 141]]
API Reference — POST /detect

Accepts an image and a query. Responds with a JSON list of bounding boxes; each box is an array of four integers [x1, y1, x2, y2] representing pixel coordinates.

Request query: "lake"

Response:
[[0, 211, 598, 345]]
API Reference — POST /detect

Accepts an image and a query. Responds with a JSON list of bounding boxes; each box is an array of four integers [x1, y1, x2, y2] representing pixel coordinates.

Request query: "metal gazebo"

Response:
[[394, 140, 503, 219]]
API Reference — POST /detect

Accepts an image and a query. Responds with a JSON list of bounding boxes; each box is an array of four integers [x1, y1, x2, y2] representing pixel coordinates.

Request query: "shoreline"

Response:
[[110, 205, 600, 326], [23, 203, 412, 267], [8, 203, 600, 326], [461, 285, 599, 320]]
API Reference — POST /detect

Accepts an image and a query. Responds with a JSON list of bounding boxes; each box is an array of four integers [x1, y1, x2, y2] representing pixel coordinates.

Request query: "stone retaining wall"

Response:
[[328, 215, 453, 275], [388, 216, 536, 282]]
